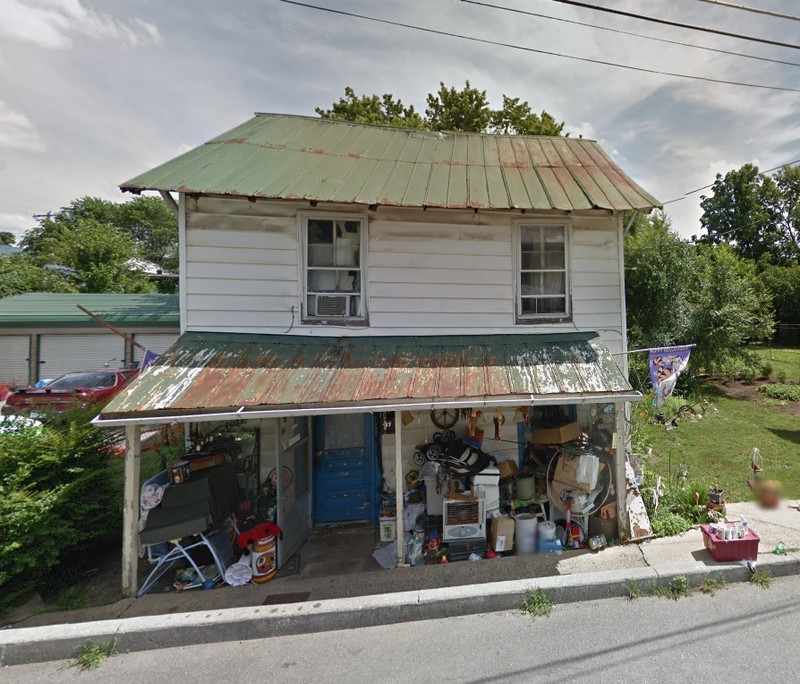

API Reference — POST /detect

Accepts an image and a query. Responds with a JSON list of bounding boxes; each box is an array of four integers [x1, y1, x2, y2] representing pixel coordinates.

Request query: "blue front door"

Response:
[[313, 414, 376, 524]]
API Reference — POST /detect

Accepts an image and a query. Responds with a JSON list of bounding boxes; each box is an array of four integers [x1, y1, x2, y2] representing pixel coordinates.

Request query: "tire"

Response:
[[413, 451, 426, 466]]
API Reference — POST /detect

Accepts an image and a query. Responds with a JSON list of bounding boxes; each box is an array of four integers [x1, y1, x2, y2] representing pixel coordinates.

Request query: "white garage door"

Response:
[[39, 334, 126, 380], [132, 333, 180, 364], [0, 335, 31, 385]]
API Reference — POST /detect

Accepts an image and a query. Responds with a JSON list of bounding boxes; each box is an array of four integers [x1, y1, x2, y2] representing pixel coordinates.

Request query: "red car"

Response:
[[3, 369, 139, 414]]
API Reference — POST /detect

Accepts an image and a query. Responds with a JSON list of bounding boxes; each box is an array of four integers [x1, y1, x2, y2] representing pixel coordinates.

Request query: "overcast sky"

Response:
[[1, 0, 798, 242]]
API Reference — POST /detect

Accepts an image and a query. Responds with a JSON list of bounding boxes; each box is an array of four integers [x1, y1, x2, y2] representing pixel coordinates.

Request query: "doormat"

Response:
[[263, 591, 311, 605], [277, 553, 300, 578]]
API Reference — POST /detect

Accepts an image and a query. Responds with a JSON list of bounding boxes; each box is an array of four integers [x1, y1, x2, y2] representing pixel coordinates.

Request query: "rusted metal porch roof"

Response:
[[120, 113, 661, 212], [96, 332, 638, 424]]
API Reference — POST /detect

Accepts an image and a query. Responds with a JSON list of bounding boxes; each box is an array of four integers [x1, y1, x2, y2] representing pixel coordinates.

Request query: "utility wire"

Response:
[[662, 157, 800, 205], [546, 0, 800, 51], [462, 0, 800, 69], [279, 1, 800, 93], [694, 0, 800, 22]]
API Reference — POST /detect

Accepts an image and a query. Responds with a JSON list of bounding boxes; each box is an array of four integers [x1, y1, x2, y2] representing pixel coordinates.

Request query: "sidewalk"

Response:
[[3, 502, 800, 666]]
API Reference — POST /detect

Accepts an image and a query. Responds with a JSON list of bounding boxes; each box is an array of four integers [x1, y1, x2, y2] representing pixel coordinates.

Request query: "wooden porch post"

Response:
[[394, 410, 405, 564], [615, 406, 629, 538], [122, 424, 141, 597]]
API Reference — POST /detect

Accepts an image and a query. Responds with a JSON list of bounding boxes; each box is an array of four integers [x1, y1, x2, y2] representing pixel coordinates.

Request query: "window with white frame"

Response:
[[517, 222, 570, 319], [303, 216, 365, 322]]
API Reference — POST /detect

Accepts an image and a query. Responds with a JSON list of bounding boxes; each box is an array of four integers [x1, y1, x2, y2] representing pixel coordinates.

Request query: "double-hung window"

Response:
[[303, 216, 366, 323], [517, 222, 570, 320]]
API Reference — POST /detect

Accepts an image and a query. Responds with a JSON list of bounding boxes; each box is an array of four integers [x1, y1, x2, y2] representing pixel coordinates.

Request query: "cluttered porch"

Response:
[[129, 397, 640, 600]]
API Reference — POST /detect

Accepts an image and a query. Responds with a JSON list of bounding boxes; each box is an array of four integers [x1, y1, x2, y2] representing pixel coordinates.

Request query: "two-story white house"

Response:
[[97, 114, 660, 596]]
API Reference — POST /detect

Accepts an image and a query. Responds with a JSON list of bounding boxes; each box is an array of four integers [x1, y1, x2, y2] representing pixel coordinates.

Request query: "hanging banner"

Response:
[[140, 349, 161, 373], [649, 345, 692, 406]]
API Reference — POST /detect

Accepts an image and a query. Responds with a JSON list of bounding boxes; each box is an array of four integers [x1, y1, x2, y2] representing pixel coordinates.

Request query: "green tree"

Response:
[[35, 218, 154, 294], [315, 86, 425, 129], [760, 264, 800, 325], [490, 95, 566, 136], [0, 231, 14, 246], [625, 211, 696, 348], [22, 196, 178, 273], [318, 82, 567, 135], [698, 164, 799, 265], [0, 254, 73, 299], [425, 81, 493, 133], [686, 243, 774, 374], [625, 212, 773, 386]]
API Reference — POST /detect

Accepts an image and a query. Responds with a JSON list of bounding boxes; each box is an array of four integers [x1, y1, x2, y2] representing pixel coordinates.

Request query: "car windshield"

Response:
[[46, 372, 117, 389]]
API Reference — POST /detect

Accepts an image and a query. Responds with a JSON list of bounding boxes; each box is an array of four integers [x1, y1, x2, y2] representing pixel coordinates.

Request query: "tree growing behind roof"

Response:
[[317, 81, 566, 135], [19, 196, 178, 294], [0, 254, 73, 299]]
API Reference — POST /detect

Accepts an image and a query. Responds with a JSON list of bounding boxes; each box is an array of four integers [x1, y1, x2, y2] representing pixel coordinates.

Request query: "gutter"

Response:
[[91, 391, 642, 427]]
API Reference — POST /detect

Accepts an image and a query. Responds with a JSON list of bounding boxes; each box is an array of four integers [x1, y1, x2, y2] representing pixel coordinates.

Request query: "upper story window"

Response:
[[516, 222, 571, 321], [303, 216, 366, 323]]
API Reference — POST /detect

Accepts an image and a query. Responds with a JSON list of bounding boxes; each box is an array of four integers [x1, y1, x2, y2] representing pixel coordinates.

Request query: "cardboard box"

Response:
[[530, 421, 582, 445], [498, 459, 518, 480], [553, 453, 592, 493], [490, 515, 515, 552]]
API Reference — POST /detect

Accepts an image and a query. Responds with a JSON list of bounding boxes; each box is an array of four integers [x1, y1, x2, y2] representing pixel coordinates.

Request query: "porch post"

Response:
[[394, 410, 405, 564], [615, 406, 629, 538], [122, 424, 142, 597]]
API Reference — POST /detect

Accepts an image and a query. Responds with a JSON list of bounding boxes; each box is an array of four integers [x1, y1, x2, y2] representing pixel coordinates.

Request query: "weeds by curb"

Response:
[[70, 638, 118, 671], [522, 588, 552, 618]]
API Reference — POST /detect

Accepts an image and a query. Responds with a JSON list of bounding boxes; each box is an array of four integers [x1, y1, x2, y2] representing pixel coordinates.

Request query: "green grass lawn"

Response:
[[635, 384, 800, 502], [750, 344, 800, 383]]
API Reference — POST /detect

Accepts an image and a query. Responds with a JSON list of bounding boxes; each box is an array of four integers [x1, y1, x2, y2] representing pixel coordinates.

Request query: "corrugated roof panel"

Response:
[[0, 293, 179, 330], [99, 332, 637, 419], [120, 114, 661, 212]]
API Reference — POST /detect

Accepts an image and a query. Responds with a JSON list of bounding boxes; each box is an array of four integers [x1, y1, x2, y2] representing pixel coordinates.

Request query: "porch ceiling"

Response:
[[96, 332, 638, 425]]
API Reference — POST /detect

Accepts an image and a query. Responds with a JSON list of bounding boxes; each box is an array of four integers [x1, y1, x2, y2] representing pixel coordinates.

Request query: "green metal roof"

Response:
[[121, 113, 661, 212], [0, 293, 179, 330], [99, 331, 638, 422]]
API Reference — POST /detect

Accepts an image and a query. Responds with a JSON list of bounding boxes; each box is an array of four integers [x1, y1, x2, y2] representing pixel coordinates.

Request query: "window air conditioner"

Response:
[[442, 498, 486, 541], [312, 295, 349, 317]]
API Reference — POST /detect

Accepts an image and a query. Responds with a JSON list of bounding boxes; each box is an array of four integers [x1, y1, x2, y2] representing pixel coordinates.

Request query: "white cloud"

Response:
[[1, 0, 161, 50], [0, 102, 45, 152]]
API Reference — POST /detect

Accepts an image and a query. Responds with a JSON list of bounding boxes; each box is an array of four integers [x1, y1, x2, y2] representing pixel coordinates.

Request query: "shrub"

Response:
[[0, 419, 120, 613], [759, 361, 774, 380], [777, 369, 788, 384], [758, 383, 800, 402], [650, 510, 693, 537]]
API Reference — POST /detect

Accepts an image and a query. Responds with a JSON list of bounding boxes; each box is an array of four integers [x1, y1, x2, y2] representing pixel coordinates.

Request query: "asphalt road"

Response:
[[4, 575, 800, 683]]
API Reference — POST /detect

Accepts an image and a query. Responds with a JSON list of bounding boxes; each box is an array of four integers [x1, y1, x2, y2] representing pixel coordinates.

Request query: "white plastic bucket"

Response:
[[538, 520, 556, 540], [515, 513, 540, 554]]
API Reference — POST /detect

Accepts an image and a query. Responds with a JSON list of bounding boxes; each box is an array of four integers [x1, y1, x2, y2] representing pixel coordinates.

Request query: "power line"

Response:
[[279, 1, 800, 93], [662, 157, 800, 205], [694, 0, 800, 22], [546, 0, 800, 51], [462, 0, 800, 69]]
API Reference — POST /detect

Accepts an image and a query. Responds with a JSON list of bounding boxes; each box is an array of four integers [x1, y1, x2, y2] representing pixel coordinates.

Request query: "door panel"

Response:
[[277, 417, 312, 565], [313, 414, 375, 524]]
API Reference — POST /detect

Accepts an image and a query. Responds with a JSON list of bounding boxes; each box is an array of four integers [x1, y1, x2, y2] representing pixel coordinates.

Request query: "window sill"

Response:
[[301, 319, 370, 327], [515, 316, 573, 325]]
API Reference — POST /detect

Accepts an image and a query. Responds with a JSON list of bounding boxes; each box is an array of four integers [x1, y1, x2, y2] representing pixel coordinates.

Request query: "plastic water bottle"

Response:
[[775, 541, 785, 555]]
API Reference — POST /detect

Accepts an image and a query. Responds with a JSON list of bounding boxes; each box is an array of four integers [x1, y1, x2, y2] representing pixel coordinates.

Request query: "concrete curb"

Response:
[[1, 553, 797, 667]]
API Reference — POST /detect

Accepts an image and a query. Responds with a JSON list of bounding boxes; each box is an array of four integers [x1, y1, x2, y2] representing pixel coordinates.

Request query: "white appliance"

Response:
[[443, 498, 486, 541], [475, 484, 500, 513]]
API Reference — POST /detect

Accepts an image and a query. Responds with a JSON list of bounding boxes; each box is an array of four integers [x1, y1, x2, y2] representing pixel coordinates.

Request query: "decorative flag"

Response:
[[649, 345, 692, 406], [140, 349, 161, 373]]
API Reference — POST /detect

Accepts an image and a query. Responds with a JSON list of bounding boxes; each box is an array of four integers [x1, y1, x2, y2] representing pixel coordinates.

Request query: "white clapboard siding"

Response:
[[187, 278, 285, 296], [0, 335, 31, 385], [183, 197, 625, 342]]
